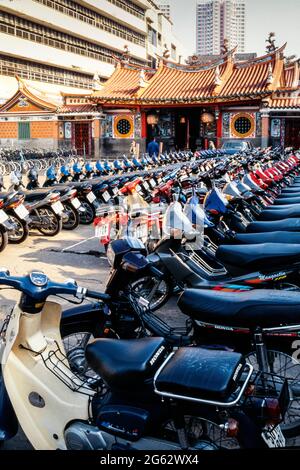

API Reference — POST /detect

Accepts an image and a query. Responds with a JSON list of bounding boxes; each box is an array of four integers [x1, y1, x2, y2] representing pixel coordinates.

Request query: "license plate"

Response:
[[150, 179, 156, 187], [0, 209, 8, 224], [113, 187, 119, 195], [14, 204, 29, 220], [71, 198, 81, 209], [102, 191, 111, 202], [95, 223, 109, 238], [86, 192, 96, 203], [262, 425, 285, 448], [135, 224, 148, 239], [143, 182, 149, 190], [51, 201, 64, 214]]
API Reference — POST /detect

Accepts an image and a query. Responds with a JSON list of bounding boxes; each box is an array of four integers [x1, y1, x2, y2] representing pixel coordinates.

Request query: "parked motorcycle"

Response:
[[0, 269, 289, 449]]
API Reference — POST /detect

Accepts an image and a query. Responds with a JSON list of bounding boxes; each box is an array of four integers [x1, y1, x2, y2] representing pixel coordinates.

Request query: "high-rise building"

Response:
[[196, 0, 246, 55], [158, 1, 172, 20], [0, 0, 184, 99]]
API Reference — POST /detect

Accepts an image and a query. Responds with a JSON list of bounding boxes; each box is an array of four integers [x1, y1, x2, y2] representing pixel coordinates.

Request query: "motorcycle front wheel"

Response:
[[36, 207, 62, 236], [129, 276, 171, 311], [6, 214, 29, 244], [0, 226, 8, 251], [79, 201, 95, 225], [62, 202, 79, 231]]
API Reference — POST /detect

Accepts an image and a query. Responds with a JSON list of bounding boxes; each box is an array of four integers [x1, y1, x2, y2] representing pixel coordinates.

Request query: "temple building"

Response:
[[0, 44, 299, 156]]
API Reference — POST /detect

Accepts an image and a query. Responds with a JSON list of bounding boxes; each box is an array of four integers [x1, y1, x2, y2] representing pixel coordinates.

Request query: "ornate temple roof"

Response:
[[92, 45, 300, 108]]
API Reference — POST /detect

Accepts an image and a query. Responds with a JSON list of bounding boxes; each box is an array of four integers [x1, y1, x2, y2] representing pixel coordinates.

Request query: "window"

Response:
[[0, 11, 146, 67], [18, 122, 31, 140], [32, 0, 145, 45]]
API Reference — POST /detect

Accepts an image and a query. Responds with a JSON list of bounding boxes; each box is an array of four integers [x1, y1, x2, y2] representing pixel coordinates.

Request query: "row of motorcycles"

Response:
[[1, 148, 300, 450], [0, 151, 192, 251]]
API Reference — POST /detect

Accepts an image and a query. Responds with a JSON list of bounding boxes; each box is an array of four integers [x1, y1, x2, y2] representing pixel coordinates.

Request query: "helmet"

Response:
[[28, 168, 38, 181], [95, 160, 104, 172], [46, 166, 57, 181], [85, 162, 94, 173], [73, 162, 82, 174], [61, 165, 71, 176]]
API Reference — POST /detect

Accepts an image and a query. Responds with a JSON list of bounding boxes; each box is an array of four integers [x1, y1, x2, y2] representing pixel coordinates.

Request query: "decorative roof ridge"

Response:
[[158, 47, 237, 72], [0, 75, 58, 112], [236, 44, 287, 69], [111, 56, 156, 72]]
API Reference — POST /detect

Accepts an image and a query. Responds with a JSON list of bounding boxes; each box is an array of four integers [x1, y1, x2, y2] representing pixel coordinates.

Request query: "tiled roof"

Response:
[[92, 63, 155, 101], [139, 62, 227, 101], [219, 58, 276, 96], [92, 47, 290, 105], [269, 91, 300, 109], [58, 104, 97, 114]]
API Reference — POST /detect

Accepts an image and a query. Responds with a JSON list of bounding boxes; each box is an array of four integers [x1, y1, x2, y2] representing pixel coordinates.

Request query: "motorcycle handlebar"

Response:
[[85, 289, 111, 301]]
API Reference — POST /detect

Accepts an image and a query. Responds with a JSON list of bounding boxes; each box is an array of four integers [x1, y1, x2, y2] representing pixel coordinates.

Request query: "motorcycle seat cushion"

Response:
[[178, 288, 300, 328], [155, 347, 244, 402], [23, 189, 52, 202], [216, 243, 300, 271], [275, 197, 300, 204], [259, 207, 300, 220], [86, 337, 166, 389], [247, 218, 300, 233], [233, 231, 300, 244]]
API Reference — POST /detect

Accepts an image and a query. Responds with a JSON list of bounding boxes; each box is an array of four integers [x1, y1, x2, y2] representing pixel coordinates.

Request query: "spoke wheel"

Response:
[[245, 350, 300, 438]]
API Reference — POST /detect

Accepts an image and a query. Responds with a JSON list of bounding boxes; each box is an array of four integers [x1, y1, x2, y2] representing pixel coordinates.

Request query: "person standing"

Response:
[[147, 137, 159, 157]]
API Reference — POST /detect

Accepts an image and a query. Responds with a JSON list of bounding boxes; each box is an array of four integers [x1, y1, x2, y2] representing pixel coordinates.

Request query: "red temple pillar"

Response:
[[141, 110, 147, 139], [216, 110, 222, 149]]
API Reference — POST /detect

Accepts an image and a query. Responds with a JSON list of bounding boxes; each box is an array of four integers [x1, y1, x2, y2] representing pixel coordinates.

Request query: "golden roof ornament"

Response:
[[163, 44, 170, 59], [221, 39, 229, 55], [138, 69, 147, 88], [92, 72, 102, 91], [122, 45, 130, 63], [266, 63, 273, 85]]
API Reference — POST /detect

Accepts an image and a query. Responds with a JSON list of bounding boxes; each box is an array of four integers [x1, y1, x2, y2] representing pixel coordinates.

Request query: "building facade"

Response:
[[158, 1, 172, 20], [0, 45, 299, 156], [196, 0, 246, 55], [0, 0, 184, 97]]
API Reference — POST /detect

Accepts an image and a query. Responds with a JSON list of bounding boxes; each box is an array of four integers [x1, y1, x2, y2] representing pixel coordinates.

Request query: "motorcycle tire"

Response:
[[79, 200, 95, 225], [36, 207, 63, 236], [0, 226, 8, 251], [62, 202, 80, 231], [6, 214, 29, 244], [129, 275, 171, 311], [245, 349, 300, 439]]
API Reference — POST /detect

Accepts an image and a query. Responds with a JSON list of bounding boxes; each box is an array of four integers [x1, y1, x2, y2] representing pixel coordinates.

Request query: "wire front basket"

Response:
[[39, 340, 103, 397]]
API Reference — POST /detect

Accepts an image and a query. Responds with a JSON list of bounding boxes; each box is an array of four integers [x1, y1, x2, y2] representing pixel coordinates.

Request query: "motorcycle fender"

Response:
[[0, 369, 18, 441]]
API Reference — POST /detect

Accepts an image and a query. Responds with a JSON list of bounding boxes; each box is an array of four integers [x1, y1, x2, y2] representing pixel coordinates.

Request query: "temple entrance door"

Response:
[[74, 122, 91, 156], [285, 119, 300, 148], [176, 115, 189, 150]]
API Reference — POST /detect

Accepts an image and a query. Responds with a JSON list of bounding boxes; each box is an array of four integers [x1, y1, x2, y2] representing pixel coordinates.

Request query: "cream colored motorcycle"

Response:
[[0, 269, 288, 450]]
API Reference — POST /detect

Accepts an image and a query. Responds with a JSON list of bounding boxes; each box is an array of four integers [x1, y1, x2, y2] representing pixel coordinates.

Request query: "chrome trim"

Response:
[[153, 354, 254, 408], [263, 324, 300, 333]]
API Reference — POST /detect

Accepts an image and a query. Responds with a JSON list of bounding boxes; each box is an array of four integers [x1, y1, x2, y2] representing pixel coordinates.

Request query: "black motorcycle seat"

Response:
[[247, 218, 300, 232], [259, 207, 300, 220], [86, 337, 166, 389], [216, 243, 300, 270], [155, 347, 244, 401], [23, 189, 52, 202], [178, 288, 300, 328], [234, 231, 300, 244], [275, 197, 300, 204]]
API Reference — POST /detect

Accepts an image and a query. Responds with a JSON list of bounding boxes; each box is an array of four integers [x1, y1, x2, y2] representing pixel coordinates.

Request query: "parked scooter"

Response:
[[0, 269, 288, 449]]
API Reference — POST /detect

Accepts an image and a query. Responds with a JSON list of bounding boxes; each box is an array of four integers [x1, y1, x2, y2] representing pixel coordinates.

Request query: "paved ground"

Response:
[[0, 223, 298, 449], [0, 223, 184, 449]]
